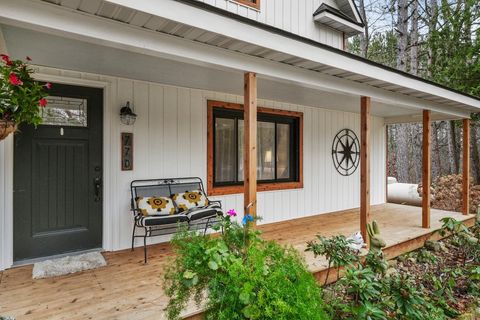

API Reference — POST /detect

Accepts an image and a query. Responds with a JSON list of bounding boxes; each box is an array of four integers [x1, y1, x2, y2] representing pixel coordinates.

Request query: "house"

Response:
[[0, 0, 479, 274]]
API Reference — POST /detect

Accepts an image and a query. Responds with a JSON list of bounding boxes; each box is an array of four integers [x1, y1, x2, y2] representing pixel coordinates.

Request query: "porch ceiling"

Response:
[[1, 0, 479, 122], [0, 25, 433, 120]]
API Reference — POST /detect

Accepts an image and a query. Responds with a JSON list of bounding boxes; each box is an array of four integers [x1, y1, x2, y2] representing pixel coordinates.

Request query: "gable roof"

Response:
[[313, 1, 365, 37]]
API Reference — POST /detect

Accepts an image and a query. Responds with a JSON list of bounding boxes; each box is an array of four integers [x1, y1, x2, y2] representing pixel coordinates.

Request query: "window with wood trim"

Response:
[[207, 100, 303, 196], [235, 0, 260, 10]]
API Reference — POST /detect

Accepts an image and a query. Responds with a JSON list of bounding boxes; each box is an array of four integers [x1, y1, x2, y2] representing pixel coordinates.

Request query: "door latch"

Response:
[[94, 177, 102, 202]]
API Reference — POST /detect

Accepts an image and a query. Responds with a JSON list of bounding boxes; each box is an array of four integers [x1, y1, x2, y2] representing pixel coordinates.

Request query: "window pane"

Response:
[[257, 121, 275, 180], [41, 96, 87, 127], [277, 123, 291, 179], [238, 120, 276, 181], [215, 118, 236, 183]]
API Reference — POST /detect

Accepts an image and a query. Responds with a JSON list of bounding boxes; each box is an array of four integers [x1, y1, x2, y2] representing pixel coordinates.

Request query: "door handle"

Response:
[[94, 177, 102, 202]]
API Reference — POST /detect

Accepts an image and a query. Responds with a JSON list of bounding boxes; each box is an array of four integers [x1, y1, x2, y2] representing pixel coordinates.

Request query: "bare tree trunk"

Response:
[[410, 0, 419, 75], [396, 0, 409, 71], [396, 124, 410, 182], [358, 0, 369, 57], [471, 125, 480, 184], [412, 123, 423, 183], [427, 0, 438, 78], [447, 120, 459, 174], [431, 123, 442, 180]]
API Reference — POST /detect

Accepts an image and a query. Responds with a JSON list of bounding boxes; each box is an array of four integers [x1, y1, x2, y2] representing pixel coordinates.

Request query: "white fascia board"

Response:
[[346, 0, 362, 24], [313, 11, 364, 34], [106, 0, 480, 109], [0, 0, 471, 118]]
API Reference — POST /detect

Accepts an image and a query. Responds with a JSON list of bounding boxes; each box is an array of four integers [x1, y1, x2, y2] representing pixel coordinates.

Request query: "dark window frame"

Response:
[[207, 100, 303, 196], [213, 107, 299, 186]]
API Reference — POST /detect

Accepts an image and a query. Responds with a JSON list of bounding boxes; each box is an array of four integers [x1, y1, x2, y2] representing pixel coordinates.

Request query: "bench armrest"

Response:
[[209, 200, 222, 208]]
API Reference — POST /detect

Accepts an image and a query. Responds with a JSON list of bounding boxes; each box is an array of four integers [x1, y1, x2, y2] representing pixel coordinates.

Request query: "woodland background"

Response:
[[349, 0, 480, 184]]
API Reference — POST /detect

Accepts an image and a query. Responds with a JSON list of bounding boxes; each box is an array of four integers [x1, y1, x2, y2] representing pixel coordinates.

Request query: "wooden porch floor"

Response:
[[0, 203, 474, 320]]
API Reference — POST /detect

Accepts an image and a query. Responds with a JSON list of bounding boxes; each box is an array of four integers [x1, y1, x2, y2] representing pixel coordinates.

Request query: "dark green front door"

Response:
[[14, 83, 103, 262]]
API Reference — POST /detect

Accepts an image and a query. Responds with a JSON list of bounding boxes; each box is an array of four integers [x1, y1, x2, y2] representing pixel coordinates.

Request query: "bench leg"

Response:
[[144, 228, 148, 264], [131, 223, 136, 251], [203, 218, 211, 236]]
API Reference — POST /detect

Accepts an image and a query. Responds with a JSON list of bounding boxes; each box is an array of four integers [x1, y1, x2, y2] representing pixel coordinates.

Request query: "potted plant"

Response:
[[0, 53, 50, 140]]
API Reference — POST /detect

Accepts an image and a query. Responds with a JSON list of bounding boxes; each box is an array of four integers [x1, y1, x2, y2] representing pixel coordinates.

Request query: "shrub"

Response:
[[306, 234, 359, 284], [163, 213, 328, 320]]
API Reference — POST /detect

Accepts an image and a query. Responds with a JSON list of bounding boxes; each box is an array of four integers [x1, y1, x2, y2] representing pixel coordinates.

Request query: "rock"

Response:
[[388, 259, 398, 267], [385, 267, 398, 277], [457, 313, 473, 320], [439, 241, 449, 253], [425, 240, 441, 252]]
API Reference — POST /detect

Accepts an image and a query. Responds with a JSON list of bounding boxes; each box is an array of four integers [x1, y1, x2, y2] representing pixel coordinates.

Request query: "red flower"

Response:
[[39, 98, 48, 107], [26, 56, 32, 61], [45, 82, 52, 89], [1, 54, 11, 65], [9, 73, 23, 86]]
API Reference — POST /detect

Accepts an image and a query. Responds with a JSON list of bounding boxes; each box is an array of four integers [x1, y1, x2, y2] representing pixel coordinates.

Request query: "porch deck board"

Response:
[[0, 203, 474, 320]]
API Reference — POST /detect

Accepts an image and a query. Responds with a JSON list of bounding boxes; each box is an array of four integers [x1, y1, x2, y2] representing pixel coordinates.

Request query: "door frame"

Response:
[[1, 71, 114, 269]]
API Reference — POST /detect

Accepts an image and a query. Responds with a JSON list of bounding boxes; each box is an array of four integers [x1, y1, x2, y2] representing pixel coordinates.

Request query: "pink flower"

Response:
[[45, 82, 52, 89], [26, 56, 32, 61], [39, 98, 48, 107], [9, 73, 23, 86], [227, 209, 237, 217]]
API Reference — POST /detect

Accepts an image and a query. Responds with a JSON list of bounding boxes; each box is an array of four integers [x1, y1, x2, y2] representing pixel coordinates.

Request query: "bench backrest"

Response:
[[130, 177, 206, 211]]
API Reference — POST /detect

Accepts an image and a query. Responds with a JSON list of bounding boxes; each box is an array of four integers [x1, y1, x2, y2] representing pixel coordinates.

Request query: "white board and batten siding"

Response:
[[0, 66, 385, 258], [196, 0, 345, 49]]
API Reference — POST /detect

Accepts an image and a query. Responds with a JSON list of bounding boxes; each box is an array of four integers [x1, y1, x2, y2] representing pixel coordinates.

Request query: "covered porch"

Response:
[[0, 203, 475, 320]]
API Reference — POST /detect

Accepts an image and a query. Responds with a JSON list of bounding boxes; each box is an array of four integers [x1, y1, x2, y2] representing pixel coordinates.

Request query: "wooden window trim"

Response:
[[207, 100, 303, 196], [235, 0, 260, 10]]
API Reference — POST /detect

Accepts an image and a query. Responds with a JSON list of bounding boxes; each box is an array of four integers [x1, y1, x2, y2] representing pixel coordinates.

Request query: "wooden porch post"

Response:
[[422, 110, 431, 228], [360, 96, 371, 244], [244, 72, 257, 224], [463, 119, 471, 215]]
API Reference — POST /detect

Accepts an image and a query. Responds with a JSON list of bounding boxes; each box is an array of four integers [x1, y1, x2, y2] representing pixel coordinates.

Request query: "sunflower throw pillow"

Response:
[[172, 190, 209, 213], [136, 196, 176, 216]]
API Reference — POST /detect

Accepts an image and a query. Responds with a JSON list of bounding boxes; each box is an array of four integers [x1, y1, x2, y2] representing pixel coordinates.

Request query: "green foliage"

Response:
[[416, 249, 437, 264], [440, 217, 479, 265], [306, 234, 359, 284], [0, 54, 49, 126], [306, 235, 358, 269], [341, 266, 380, 305], [163, 215, 328, 320], [384, 274, 439, 320], [364, 251, 388, 275]]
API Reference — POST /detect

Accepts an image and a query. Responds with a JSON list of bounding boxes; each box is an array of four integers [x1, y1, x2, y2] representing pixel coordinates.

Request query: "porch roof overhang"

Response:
[[1, 0, 480, 123]]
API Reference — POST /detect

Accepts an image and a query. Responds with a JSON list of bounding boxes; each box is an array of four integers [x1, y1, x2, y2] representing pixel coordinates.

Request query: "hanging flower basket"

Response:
[[0, 120, 16, 140], [1, 54, 50, 141]]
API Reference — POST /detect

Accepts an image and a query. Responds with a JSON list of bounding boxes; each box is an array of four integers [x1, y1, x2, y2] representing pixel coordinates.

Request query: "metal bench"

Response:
[[130, 177, 223, 263]]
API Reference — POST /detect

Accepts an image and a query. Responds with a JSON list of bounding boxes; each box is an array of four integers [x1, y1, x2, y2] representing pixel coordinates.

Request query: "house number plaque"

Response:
[[121, 132, 133, 171]]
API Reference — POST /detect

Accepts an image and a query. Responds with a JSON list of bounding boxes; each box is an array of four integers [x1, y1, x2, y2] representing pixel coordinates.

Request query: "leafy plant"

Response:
[[440, 217, 479, 265], [416, 249, 437, 264], [164, 212, 328, 320], [0, 54, 50, 126], [341, 266, 380, 305], [364, 250, 388, 276], [306, 235, 359, 284]]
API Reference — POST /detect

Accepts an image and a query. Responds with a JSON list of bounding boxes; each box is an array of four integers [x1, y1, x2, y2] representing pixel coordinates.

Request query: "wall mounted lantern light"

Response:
[[120, 101, 137, 125]]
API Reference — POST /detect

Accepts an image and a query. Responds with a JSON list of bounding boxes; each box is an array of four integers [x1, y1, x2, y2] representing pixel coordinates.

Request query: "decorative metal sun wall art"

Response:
[[331, 129, 360, 176]]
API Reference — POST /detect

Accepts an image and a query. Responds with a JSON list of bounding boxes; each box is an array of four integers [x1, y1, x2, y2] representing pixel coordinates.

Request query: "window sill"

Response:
[[207, 181, 303, 196]]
